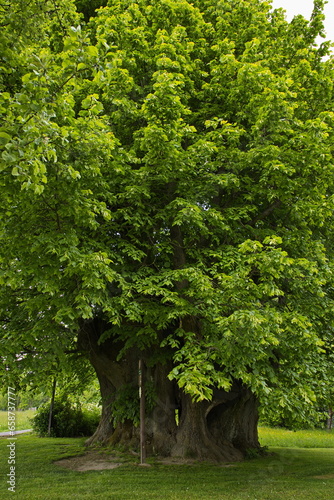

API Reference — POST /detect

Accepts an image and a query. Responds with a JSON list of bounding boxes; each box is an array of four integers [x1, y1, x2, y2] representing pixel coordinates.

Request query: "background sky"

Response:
[[271, 0, 334, 44]]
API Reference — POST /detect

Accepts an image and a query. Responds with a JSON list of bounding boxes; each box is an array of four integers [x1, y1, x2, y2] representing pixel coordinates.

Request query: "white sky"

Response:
[[271, 0, 334, 44]]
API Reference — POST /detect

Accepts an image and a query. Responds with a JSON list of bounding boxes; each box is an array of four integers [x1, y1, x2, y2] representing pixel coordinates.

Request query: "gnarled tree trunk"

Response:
[[207, 384, 260, 454], [171, 383, 259, 462], [171, 392, 244, 462], [85, 368, 115, 446], [78, 318, 260, 461], [78, 318, 178, 452]]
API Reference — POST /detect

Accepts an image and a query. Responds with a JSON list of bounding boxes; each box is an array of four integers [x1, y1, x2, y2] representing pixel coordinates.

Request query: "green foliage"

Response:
[[260, 397, 332, 430], [1, 0, 334, 428], [17, 392, 49, 411], [0, 389, 48, 411], [259, 403, 323, 431], [111, 381, 156, 426], [110, 385, 140, 427], [31, 396, 100, 437]]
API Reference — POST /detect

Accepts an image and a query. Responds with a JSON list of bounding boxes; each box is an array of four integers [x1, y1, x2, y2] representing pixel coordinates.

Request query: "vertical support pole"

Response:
[[139, 359, 146, 464], [48, 378, 57, 437]]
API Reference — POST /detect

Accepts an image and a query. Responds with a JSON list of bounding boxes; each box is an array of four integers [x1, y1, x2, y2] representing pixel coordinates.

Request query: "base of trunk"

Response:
[[80, 319, 260, 462], [171, 393, 245, 462]]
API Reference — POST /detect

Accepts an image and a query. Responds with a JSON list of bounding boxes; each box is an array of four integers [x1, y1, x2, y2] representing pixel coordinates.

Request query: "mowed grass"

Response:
[[259, 425, 334, 448], [0, 410, 35, 432], [0, 428, 333, 500]]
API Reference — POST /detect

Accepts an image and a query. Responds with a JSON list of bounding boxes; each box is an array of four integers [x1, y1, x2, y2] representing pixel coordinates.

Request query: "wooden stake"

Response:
[[48, 378, 57, 437], [138, 359, 146, 464]]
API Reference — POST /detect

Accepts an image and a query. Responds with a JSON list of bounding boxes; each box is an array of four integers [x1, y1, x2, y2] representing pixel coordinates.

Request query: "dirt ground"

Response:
[[54, 450, 238, 471], [54, 451, 123, 472]]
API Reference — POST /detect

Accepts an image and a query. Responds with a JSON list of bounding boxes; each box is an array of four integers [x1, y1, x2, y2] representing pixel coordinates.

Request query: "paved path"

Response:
[[0, 429, 33, 437]]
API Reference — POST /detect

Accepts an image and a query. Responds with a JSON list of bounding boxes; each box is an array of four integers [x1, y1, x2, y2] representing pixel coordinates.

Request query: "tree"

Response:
[[1, 0, 334, 461]]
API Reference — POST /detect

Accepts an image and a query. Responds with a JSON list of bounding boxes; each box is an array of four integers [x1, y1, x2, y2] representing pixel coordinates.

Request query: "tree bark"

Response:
[[78, 318, 178, 452], [145, 362, 178, 456], [207, 384, 260, 453], [171, 392, 244, 462], [78, 318, 260, 461], [85, 368, 115, 446], [171, 383, 260, 462]]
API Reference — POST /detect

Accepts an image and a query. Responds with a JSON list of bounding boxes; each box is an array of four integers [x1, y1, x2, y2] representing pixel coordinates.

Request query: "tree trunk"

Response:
[[78, 318, 260, 462], [171, 393, 244, 462], [207, 384, 260, 454], [78, 318, 139, 446], [171, 383, 259, 462], [78, 318, 178, 452], [85, 369, 115, 446], [145, 362, 178, 456]]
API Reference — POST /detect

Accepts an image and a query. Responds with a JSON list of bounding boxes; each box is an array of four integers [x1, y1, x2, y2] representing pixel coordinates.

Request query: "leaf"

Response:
[[85, 45, 98, 58], [11, 166, 20, 176], [0, 131, 11, 145]]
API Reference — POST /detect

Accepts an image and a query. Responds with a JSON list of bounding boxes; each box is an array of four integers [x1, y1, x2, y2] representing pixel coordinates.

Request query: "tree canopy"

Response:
[[1, 0, 334, 457]]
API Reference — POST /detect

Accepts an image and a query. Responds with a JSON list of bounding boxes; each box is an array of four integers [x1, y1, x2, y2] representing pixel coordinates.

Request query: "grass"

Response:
[[259, 426, 334, 448], [0, 410, 35, 432], [0, 428, 333, 499]]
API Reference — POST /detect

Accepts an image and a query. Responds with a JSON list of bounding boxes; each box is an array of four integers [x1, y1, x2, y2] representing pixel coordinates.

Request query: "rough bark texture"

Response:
[[145, 362, 178, 456], [171, 392, 244, 462], [78, 318, 177, 451], [78, 318, 260, 462], [78, 318, 139, 447], [85, 369, 115, 447], [207, 384, 260, 453]]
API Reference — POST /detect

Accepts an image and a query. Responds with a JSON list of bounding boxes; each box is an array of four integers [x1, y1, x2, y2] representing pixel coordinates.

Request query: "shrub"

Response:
[[31, 396, 100, 437]]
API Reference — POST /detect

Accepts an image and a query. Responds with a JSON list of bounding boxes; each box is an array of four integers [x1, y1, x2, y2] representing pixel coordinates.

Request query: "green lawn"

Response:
[[0, 428, 333, 499], [259, 425, 334, 448], [0, 410, 35, 432]]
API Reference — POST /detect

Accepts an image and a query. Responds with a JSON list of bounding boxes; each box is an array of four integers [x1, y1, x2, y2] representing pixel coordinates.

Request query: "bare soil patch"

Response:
[[54, 451, 122, 472], [54, 450, 238, 471]]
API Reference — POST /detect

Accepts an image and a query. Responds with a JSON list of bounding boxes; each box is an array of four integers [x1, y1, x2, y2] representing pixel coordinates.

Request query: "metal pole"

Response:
[[139, 359, 146, 464]]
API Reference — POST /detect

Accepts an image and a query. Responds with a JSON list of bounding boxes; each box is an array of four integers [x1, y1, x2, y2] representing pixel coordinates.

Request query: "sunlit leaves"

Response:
[[1, 0, 334, 420]]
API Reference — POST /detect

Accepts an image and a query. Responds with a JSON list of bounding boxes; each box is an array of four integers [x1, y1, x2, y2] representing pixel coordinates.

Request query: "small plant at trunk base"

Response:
[[31, 397, 100, 437]]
